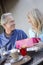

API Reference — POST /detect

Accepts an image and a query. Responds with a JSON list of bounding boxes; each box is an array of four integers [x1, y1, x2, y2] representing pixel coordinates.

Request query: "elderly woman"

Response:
[[0, 13, 28, 50]]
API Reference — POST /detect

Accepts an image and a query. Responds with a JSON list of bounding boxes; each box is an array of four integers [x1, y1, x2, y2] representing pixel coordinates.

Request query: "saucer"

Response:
[[10, 55, 23, 63]]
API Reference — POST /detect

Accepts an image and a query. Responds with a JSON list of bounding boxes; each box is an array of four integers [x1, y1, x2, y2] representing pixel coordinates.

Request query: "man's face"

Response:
[[4, 16, 15, 31]]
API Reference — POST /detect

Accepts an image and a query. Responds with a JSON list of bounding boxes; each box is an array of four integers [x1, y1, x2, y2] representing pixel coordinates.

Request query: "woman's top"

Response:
[[28, 28, 43, 42]]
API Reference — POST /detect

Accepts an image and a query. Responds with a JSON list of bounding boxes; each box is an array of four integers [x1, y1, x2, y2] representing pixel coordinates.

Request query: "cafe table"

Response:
[[28, 49, 43, 65], [3, 55, 31, 65], [1, 49, 42, 65]]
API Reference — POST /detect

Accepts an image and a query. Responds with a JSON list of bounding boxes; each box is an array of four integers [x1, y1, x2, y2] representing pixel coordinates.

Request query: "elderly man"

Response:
[[0, 13, 28, 50]]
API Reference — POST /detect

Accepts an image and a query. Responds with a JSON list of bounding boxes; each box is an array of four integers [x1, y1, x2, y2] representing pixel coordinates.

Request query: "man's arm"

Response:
[[20, 30, 28, 39], [0, 38, 2, 48]]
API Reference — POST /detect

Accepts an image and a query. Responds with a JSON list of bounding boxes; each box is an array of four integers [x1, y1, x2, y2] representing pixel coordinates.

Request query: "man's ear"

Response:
[[2, 24, 6, 29]]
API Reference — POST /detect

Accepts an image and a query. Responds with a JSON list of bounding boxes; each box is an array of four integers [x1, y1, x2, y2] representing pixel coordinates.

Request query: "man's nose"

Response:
[[10, 21, 15, 25]]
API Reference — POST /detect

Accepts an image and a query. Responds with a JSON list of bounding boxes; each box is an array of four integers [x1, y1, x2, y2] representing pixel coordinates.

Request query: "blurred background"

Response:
[[0, 0, 43, 36]]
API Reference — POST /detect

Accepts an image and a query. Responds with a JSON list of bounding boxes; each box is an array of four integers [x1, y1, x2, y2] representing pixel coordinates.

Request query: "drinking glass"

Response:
[[20, 47, 27, 61]]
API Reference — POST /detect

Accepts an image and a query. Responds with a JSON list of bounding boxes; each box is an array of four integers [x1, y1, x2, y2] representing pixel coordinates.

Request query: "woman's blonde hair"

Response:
[[27, 8, 43, 33]]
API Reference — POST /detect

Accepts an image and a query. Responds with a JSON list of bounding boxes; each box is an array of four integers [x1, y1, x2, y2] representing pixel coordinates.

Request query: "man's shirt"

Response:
[[0, 29, 28, 50]]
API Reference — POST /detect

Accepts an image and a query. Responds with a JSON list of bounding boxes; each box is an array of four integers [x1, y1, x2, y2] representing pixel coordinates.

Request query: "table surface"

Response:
[[1, 49, 43, 65], [28, 49, 43, 65], [4, 55, 31, 65]]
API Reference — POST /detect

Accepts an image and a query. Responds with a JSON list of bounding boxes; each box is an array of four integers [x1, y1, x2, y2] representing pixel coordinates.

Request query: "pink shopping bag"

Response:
[[16, 38, 40, 49]]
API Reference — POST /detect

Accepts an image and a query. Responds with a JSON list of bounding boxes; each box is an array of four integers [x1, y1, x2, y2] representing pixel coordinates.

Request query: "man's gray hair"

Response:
[[1, 13, 13, 25]]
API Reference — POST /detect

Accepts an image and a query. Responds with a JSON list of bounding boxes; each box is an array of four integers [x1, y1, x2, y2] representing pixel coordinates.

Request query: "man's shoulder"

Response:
[[13, 29, 24, 33]]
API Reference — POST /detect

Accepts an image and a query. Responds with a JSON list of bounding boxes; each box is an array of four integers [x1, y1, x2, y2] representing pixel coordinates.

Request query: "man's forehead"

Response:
[[6, 15, 14, 21]]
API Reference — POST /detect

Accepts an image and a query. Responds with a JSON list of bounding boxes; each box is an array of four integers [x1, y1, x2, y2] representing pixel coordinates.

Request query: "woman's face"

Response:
[[28, 15, 36, 28], [28, 16, 31, 23], [28, 16, 33, 27], [28, 15, 38, 31]]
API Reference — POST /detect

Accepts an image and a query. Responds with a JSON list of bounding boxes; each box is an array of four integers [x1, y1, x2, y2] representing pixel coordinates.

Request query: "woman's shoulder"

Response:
[[39, 33, 43, 37]]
